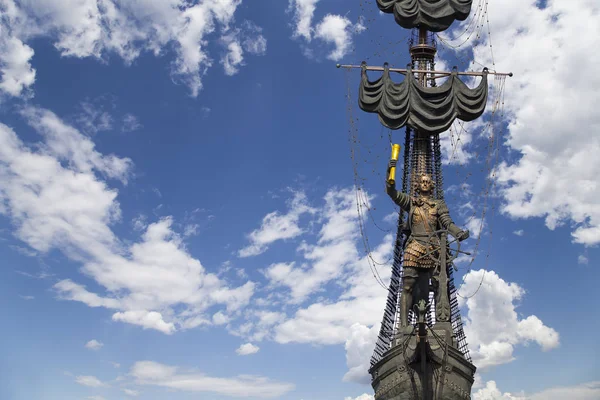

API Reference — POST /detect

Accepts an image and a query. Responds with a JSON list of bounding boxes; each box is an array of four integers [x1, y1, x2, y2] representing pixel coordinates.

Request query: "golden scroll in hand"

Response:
[[387, 144, 402, 186]]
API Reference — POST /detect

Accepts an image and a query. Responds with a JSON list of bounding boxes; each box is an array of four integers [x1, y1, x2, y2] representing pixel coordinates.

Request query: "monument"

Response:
[[337, 1, 512, 398]]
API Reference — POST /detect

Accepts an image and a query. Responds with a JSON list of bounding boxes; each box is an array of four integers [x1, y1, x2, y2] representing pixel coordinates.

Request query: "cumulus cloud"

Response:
[[458, 270, 559, 369], [112, 310, 176, 334], [122, 388, 139, 397], [0, 35, 36, 97], [225, 187, 394, 383], [0, 107, 256, 334], [473, 380, 600, 400], [85, 339, 104, 350], [473, 380, 525, 400], [238, 191, 316, 257], [0, 0, 266, 97], [447, 0, 600, 245], [288, 0, 364, 60], [344, 395, 374, 400], [75, 375, 105, 388], [288, 0, 319, 40], [343, 323, 379, 384], [130, 361, 294, 398], [236, 342, 259, 355], [263, 188, 365, 303], [220, 21, 267, 76], [314, 14, 365, 61]]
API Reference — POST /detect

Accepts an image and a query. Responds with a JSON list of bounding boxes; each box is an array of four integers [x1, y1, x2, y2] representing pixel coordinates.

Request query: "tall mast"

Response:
[[338, 1, 512, 398]]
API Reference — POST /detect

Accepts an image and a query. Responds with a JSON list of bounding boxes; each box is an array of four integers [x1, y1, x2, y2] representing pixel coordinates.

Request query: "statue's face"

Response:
[[419, 175, 433, 193]]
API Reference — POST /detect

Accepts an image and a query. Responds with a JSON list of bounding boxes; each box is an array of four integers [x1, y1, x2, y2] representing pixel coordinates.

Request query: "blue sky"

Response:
[[0, 1, 599, 399]]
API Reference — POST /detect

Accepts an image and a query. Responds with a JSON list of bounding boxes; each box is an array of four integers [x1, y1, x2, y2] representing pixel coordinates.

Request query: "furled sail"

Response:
[[359, 63, 488, 134], [377, 0, 473, 32]]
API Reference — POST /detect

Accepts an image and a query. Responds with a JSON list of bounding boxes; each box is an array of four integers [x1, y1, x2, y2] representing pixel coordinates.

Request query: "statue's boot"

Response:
[[400, 291, 413, 334]]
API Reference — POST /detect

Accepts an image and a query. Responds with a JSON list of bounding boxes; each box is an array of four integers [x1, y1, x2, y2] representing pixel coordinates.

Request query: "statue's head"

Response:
[[415, 174, 434, 195]]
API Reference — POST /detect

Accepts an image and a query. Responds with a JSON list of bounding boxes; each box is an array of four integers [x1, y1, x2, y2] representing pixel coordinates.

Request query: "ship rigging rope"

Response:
[[343, 0, 508, 301], [436, 0, 489, 49], [346, 68, 390, 291], [345, 72, 507, 295]]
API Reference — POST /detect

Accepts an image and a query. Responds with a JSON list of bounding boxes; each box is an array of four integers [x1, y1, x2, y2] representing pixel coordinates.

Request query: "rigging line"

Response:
[[350, 118, 394, 233], [443, 0, 485, 42], [451, 76, 506, 273], [346, 69, 389, 291], [485, 0, 497, 68], [457, 78, 506, 299], [436, 0, 487, 47]]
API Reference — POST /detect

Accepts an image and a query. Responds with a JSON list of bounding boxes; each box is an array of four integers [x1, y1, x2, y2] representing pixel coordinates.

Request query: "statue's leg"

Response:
[[401, 268, 417, 328]]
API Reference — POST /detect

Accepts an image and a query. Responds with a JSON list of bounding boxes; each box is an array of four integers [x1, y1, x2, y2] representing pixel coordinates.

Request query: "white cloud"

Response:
[[132, 215, 148, 232], [236, 342, 259, 355], [123, 388, 139, 397], [578, 254, 589, 265], [0, 108, 256, 334], [314, 14, 364, 61], [122, 114, 142, 133], [473, 380, 525, 400], [288, 0, 364, 60], [288, 0, 320, 41], [183, 223, 200, 237], [87, 396, 106, 400], [474, 380, 600, 400], [75, 100, 114, 135], [19, 295, 34, 300], [263, 188, 367, 303], [112, 310, 176, 335], [130, 361, 294, 398], [0, 0, 266, 98], [449, 0, 600, 245], [85, 339, 104, 350], [220, 34, 244, 76], [212, 311, 230, 325], [383, 211, 398, 224], [342, 323, 379, 384], [219, 20, 267, 76], [344, 393, 375, 400], [239, 191, 316, 257], [75, 375, 105, 388], [513, 230, 524, 236], [0, 35, 36, 97], [458, 270, 559, 369], [20, 106, 132, 183], [344, 395, 374, 400], [227, 187, 395, 385], [526, 381, 600, 400], [466, 216, 485, 238]]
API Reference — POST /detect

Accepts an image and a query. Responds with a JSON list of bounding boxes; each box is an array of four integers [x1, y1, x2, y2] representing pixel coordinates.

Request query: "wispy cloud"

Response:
[[130, 361, 294, 398]]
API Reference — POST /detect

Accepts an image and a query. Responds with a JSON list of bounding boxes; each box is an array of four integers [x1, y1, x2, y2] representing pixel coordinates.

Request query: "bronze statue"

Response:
[[386, 159, 469, 331]]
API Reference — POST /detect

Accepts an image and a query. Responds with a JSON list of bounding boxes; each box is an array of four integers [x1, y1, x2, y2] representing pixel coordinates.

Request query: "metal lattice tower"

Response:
[[370, 29, 472, 368]]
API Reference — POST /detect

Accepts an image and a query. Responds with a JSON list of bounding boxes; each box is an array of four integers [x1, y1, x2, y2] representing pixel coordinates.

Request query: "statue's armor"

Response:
[[386, 186, 463, 271], [404, 198, 440, 269]]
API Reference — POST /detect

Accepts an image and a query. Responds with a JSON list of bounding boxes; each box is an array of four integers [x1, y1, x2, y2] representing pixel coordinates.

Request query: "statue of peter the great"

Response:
[[387, 159, 469, 330]]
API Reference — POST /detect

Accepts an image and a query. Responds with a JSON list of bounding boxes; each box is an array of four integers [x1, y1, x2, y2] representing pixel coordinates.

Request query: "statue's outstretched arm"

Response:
[[386, 160, 411, 209], [386, 182, 411, 210]]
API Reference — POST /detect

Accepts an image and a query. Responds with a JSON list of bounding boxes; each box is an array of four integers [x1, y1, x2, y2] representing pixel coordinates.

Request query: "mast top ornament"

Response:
[[377, 0, 474, 32]]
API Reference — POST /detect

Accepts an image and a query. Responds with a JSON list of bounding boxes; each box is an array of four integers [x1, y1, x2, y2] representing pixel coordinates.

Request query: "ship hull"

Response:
[[370, 327, 475, 400]]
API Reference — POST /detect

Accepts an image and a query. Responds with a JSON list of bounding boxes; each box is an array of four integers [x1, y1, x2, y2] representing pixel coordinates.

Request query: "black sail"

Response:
[[377, 0, 473, 32], [359, 64, 488, 134]]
